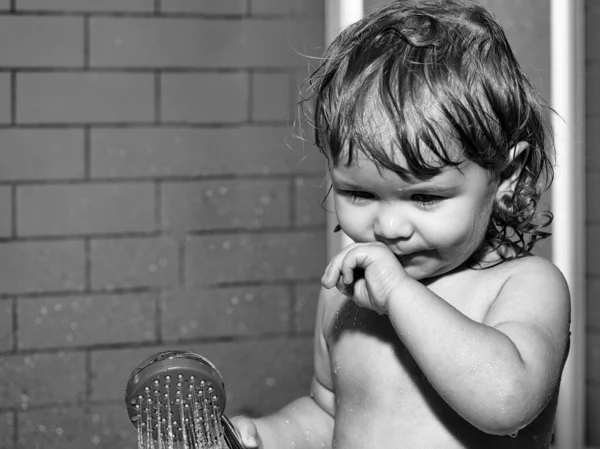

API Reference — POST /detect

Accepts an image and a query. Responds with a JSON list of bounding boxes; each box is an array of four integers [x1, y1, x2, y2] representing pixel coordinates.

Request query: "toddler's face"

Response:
[[330, 150, 499, 280]]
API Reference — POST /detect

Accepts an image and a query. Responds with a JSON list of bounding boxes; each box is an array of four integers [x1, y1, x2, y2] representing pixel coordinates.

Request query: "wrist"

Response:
[[385, 275, 424, 316]]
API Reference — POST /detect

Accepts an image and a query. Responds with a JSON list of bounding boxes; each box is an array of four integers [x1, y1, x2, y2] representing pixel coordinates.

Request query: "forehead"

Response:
[[331, 150, 494, 191]]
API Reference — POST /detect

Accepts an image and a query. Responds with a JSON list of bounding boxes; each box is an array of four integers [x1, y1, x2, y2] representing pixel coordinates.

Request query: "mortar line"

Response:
[[83, 15, 90, 69], [10, 185, 17, 238], [10, 71, 16, 125], [11, 296, 18, 353], [154, 72, 161, 124], [83, 125, 91, 179]]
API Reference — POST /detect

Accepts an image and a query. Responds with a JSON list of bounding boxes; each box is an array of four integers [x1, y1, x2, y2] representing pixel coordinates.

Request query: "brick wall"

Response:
[[586, 2, 600, 447], [0, 1, 326, 448]]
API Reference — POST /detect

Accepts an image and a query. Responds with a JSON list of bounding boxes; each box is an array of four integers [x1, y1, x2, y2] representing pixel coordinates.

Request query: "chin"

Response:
[[403, 260, 457, 281]]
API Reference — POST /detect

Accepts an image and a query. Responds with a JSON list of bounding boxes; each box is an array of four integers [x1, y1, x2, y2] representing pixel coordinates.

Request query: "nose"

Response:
[[373, 203, 413, 242]]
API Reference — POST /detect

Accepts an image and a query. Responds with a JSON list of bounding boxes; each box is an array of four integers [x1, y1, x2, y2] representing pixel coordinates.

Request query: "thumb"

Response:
[[229, 415, 261, 448]]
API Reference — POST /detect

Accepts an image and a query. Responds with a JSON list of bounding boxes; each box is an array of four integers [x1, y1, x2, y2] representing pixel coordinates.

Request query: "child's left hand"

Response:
[[321, 242, 409, 314]]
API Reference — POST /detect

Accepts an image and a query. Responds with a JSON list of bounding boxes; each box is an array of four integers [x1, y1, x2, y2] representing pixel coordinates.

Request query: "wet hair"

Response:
[[302, 0, 554, 263]]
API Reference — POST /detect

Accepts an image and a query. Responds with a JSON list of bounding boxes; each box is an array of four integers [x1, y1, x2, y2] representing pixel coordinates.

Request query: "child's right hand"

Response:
[[229, 415, 262, 449]]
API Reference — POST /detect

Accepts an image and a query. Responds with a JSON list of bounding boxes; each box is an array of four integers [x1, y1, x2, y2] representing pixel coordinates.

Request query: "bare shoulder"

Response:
[[484, 255, 571, 337], [492, 255, 570, 301]]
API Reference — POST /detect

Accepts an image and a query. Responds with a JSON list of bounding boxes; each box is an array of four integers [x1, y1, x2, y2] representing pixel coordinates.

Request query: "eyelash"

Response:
[[339, 190, 445, 207]]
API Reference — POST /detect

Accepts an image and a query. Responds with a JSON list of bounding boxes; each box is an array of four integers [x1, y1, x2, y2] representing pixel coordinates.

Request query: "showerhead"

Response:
[[125, 350, 243, 449]]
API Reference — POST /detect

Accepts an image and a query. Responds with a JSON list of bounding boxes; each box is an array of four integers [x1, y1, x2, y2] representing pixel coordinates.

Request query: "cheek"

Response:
[[429, 201, 492, 249], [334, 200, 371, 240]]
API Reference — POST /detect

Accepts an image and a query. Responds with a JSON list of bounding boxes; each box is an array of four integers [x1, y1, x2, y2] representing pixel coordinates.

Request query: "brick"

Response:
[[161, 285, 290, 340], [87, 403, 137, 449], [250, 0, 291, 15], [0, 412, 14, 449], [589, 333, 600, 383], [186, 338, 313, 415], [0, 73, 10, 124], [91, 346, 165, 401], [160, 0, 247, 14], [161, 179, 290, 231], [0, 300, 13, 352], [291, 0, 324, 16], [18, 403, 138, 449], [185, 231, 326, 286], [588, 386, 600, 447], [18, 0, 154, 11], [91, 338, 313, 415], [17, 183, 156, 237], [294, 282, 319, 333], [91, 126, 323, 178], [161, 73, 249, 123], [0, 129, 85, 181], [0, 352, 86, 407], [294, 175, 326, 227], [17, 292, 157, 350], [588, 279, 600, 332], [0, 16, 83, 67], [587, 225, 600, 277], [17, 73, 154, 124], [252, 72, 292, 122], [18, 406, 90, 449], [0, 186, 11, 237], [0, 241, 85, 295], [90, 236, 178, 289], [90, 17, 323, 68]]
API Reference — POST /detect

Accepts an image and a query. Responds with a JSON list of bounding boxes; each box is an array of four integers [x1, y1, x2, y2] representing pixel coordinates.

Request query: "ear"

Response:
[[497, 141, 530, 194]]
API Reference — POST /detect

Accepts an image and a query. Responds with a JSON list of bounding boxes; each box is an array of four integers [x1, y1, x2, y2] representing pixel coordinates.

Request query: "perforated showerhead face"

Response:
[[125, 350, 227, 445]]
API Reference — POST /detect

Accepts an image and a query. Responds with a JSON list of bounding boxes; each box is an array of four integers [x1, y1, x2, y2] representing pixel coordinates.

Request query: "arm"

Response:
[[234, 288, 336, 449], [321, 242, 570, 436], [386, 257, 570, 435]]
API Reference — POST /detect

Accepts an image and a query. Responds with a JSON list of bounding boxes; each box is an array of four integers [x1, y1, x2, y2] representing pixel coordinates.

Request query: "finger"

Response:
[[321, 244, 356, 288], [338, 247, 367, 285], [229, 416, 260, 448]]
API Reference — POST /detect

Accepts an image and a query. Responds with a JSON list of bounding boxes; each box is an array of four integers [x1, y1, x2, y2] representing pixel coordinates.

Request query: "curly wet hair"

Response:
[[301, 0, 554, 263]]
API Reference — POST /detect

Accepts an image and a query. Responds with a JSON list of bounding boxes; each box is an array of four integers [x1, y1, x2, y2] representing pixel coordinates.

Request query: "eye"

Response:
[[411, 193, 445, 207], [338, 189, 374, 202]]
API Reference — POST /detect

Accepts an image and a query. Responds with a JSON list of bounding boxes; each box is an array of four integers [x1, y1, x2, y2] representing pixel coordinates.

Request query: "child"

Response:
[[233, 0, 571, 447]]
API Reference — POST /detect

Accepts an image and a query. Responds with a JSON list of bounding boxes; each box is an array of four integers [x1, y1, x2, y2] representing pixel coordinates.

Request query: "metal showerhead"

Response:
[[125, 350, 243, 449]]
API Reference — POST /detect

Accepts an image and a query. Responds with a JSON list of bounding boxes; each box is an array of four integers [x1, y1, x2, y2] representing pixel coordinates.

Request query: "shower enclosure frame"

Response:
[[324, 1, 588, 448]]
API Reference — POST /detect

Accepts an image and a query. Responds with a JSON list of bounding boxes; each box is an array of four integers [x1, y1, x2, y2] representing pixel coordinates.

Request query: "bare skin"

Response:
[[235, 256, 569, 449], [232, 150, 571, 449]]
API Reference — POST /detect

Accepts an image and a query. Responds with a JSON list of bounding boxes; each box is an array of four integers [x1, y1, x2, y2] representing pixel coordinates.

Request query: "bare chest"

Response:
[[328, 270, 503, 391], [326, 271, 515, 447]]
